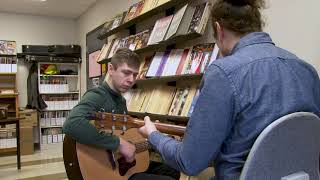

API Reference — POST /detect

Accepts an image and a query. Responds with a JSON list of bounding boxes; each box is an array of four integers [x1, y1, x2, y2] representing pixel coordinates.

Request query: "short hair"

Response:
[[211, 0, 265, 36], [110, 48, 141, 69]]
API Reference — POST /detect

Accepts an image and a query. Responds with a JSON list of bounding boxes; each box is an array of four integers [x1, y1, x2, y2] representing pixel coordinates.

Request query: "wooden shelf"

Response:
[[41, 126, 62, 128], [40, 75, 78, 77], [128, 111, 189, 123], [40, 92, 79, 95], [0, 93, 19, 98], [98, 0, 185, 40], [98, 32, 201, 64], [0, 147, 16, 153], [42, 109, 72, 112], [0, 54, 16, 57], [136, 73, 203, 84], [0, 73, 16, 76]]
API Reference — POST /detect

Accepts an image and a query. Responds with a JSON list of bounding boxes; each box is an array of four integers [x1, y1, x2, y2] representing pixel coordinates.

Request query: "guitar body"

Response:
[[64, 128, 150, 180]]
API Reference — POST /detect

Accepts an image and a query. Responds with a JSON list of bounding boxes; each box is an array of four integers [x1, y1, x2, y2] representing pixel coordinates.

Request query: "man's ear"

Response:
[[215, 22, 224, 42], [108, 63, 114, 76]]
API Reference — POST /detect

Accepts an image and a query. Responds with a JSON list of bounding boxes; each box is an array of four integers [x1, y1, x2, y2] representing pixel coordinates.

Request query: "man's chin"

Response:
[[119, 87, 130, 93]]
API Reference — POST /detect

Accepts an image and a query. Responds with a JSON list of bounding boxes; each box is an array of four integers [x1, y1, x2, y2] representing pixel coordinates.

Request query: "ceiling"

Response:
[[0, 0, 97, 19]]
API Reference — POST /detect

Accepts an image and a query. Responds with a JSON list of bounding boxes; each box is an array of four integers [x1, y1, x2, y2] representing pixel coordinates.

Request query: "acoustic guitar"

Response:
[[63, 112, 186, 180]]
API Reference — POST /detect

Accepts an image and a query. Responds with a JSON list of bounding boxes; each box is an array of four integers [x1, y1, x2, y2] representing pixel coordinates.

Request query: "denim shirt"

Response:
[[149, 32, 320, 180]]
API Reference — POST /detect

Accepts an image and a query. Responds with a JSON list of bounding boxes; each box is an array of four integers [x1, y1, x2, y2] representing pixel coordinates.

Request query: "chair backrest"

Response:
[[239, 112, 320, 180]]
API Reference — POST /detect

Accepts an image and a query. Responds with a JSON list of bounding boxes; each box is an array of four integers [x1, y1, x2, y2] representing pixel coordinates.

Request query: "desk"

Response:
[[0, 117, 22, 169]]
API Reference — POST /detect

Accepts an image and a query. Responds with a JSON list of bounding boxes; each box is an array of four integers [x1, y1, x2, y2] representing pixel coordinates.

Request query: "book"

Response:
[[188, 2, 211, 34], [187, 89, 200, 117], [107, 38, 120, 58], [124, 1, 142, 23], [208, 43, 220, 66], [0, 40, 16, 55], [147, 15, 173, 45], [134, 0, 145, 18], [135, 29, 151, 50], [156, 0, 170, 7], [146, 52, 164, 77], [110, 12, 127, 30], [175, 48, 191, 75], [155, 50, 171, 76], [99, 21, 113, 37], [88, 50, 101, 78], [137, 55, 153, 79], [97, 40, 114, 63], [140, 0, 158, 14], [165, 4, 196, 39]]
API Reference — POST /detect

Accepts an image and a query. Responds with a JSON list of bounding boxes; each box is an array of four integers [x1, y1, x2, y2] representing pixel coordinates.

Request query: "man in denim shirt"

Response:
[[139, 0, 320, 179]]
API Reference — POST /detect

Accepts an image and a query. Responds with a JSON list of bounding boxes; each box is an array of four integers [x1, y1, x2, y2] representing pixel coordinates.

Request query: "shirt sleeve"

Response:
[[62, 90, 120, 150], [149, 65, 237, 175]]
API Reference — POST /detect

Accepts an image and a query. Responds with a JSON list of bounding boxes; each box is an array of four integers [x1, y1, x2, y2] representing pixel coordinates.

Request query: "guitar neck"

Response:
[[132, 119, 186, 136]]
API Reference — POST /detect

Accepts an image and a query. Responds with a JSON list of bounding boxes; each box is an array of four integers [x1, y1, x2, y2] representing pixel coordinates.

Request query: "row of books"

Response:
[[96, 29, 151, 63], [147, 2, 211, 45], [0, 138, 17, 148], [42, 94, 79, 110], [99, 0, 171, 36], [0, 128, 16, 148], [40, 111, 70, 128], [136, 43, 219, 79], [0, 57, 17, 73], [42, 128, 65, 144], [39, 78, 70, 93], [124, 85, 200, 117], [0, 40, 16, 55]]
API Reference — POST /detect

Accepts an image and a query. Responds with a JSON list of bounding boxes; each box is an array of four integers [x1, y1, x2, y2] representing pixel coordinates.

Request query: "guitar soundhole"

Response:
[[117, 157, 136, 176]]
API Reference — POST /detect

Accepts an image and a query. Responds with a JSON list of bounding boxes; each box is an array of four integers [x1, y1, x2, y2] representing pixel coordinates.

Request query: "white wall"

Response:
[[0, 12, 77, 107], [264, 0, 320, 72], [76, 0, 139, 95]]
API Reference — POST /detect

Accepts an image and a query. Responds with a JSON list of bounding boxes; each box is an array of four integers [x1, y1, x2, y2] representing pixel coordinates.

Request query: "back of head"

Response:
[[110, 48, 141, 69], [211, 0, 266, 35]]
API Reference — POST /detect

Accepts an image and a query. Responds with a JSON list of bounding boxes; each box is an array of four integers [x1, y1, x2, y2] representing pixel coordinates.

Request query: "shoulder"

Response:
[[81, 86, 110, 104]]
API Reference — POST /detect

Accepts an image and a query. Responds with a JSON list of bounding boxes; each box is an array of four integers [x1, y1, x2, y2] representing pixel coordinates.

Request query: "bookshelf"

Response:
[[136, 73, 203, 85], [90, 0, 216, 124], [0, 40, 19, 154], [38, 62, 80, 147]]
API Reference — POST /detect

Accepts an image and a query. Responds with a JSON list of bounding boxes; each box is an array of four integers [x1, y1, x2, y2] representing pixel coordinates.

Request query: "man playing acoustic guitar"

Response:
[[63, 48, 180, 180]]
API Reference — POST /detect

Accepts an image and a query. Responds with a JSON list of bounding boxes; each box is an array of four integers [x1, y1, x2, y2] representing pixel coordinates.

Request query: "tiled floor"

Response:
[[0, 143, 67, 180], [0, 143, 213, 180]]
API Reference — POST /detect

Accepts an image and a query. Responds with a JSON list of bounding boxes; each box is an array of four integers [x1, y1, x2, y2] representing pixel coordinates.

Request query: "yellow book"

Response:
[[181, 85, 198, 116], [156, 0, 170, 7]]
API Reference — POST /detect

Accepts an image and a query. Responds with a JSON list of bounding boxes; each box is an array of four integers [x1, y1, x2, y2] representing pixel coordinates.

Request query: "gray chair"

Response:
[[240, 112, 320, 180]]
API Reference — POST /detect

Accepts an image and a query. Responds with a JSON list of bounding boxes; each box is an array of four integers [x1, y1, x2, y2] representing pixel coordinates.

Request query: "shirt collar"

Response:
[[230, 32, 275, 55], [101, 81, 122, 97]]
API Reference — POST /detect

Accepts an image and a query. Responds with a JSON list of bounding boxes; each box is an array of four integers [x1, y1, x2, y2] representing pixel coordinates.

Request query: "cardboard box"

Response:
[[21, 142, 34, 155], [20, 127, 34, 155], [19, 109, 38, 127], [20, 128, 33, 141]]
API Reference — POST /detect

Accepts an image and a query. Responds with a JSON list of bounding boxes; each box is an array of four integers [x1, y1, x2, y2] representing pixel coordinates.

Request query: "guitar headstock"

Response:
[[90, 112, 138, 133]]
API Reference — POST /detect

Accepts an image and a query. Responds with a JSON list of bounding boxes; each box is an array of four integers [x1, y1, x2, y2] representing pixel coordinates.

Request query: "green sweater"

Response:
[[62, 82, 127, 150]]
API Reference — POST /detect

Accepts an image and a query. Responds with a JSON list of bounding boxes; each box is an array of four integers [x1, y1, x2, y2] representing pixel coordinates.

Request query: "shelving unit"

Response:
[[90, 0, 214, 124], [0, 40, 19, 154], [38, 62, 80, 147]]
